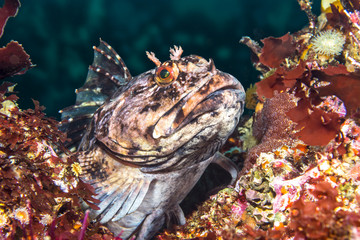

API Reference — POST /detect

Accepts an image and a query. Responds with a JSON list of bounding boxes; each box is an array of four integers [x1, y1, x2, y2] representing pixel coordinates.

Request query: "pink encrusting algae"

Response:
[[156, 0, 360, 239]]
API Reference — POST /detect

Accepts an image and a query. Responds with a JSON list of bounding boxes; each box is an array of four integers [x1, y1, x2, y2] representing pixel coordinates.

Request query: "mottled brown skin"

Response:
[[74, 43, 245, 239]]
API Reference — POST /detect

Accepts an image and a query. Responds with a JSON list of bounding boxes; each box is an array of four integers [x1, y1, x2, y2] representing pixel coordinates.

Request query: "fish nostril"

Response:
[[61, 41, 245, 239]]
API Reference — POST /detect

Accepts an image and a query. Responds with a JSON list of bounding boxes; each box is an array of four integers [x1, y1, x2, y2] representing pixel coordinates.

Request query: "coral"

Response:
[[252, 180, 360, 239], [13, 207, 30, 225], [2, 0, 360, 239], [311, 29, 345, 56]]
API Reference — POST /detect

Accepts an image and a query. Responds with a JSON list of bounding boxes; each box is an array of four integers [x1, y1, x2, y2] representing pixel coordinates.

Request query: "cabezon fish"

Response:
[[60, 40, 245, 239]]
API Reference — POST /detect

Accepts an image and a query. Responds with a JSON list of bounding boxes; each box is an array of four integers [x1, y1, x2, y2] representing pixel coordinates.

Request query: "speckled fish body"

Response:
[[60, 40, 245, 239]]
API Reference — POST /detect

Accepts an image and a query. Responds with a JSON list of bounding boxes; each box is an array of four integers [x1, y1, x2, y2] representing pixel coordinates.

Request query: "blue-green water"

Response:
[[1, 0, 320, 118]]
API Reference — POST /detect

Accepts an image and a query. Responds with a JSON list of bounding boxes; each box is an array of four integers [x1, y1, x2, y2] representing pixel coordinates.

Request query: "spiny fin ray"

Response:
[[59, 39, 132, 149]]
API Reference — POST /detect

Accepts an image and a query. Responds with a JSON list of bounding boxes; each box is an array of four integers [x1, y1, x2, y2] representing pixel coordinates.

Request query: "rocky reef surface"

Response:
[[0, 1, 114, 239], [1, 0, 360, 239], [157, 0, 360, 239]]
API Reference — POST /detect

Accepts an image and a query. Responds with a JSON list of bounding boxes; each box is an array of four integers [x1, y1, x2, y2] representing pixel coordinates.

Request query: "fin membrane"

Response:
[[59, 39, 132, 149]]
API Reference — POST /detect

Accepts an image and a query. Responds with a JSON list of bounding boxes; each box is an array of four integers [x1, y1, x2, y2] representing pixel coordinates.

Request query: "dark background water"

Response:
[[1, 0, 320, 118]]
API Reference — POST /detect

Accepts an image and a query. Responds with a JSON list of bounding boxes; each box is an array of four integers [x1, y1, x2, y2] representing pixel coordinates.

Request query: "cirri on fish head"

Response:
[[60, 40, 245, 239]]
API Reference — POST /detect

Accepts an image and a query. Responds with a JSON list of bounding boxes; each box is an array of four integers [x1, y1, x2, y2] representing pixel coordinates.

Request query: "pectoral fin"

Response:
[[165, 204, 186, 227], [135, 208, 165, 240], [212, 152, 239, 184], [79, 148, 152, 224]]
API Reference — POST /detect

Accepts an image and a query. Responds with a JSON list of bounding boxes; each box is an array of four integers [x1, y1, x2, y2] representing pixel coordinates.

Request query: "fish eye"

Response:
[[159, 69, 170, 79], [155, 66, 175, 86]]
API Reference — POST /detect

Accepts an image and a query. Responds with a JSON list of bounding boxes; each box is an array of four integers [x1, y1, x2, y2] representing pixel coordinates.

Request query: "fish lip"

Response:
[[200, 84, 243, 102], [152, 74, 244, 139], [96, 72, 244, 162], [178, 87, 244, 126]]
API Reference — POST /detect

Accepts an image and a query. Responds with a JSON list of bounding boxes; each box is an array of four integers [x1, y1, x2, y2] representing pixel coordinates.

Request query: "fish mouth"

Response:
[[95, 71, 244, 166], [152, 72, 244, 139], [106, 85, 244, 168]]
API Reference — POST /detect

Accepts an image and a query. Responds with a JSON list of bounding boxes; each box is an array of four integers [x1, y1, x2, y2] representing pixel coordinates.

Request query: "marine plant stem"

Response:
[[27, 200, 34, 240], [78, 210, 90, 240]]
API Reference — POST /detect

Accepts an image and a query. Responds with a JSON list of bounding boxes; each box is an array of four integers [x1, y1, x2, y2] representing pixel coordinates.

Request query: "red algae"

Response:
[[0, 1, 114, 238], [0, 82, 110, 239], [0, 0, 20, 38], [157, 1, 360, 239], [0, 0, 33, 79]]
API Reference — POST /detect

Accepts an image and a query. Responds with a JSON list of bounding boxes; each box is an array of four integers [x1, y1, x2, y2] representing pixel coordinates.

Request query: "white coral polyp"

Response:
[[311, 29, 345, 56]]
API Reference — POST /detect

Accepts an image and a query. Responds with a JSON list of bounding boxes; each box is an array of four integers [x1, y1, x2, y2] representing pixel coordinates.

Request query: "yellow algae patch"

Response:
[[321, 0, 342, 13]]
